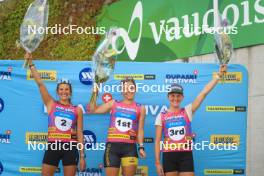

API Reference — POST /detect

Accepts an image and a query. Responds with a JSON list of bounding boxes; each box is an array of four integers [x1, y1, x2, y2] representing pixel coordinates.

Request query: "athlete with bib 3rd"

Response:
[[89, 77, 146, 176], [25, 53, 86, 176], [155, 65, 227, 176]]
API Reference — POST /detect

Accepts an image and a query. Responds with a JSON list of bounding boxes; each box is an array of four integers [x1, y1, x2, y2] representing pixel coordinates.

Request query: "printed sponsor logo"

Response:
[[145, 105, 168, 116], [119, 166, 148, 176], [19, 167, 60, 173], [144, 137, 154, 143], [0, 67, 12, 80], [83, 130, 97, 149], [204, 169, 244, 175], [0, 161, 3, 175], [102, 93, 113, 103], [114, 74, 155, 80], [0, 98, 4, 113], [27, 70, 57, 81], [0, 130, 11, 144], [165, 71, 198, 84], [210, 135, 240, 146], [25, 132, 47, 144], [78, 167, 103, 176], [213, 72, 242, 83], [206, 106, 246, 112], [79, 67, 94, 85], [48, 133, 71, 139], [109, 1, 264, 61]]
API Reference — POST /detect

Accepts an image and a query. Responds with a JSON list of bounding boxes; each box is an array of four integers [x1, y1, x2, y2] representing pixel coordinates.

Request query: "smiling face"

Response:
[[122, 81, 136, 101], [56, 83, 72, 102], [168, 93, 184, 108]]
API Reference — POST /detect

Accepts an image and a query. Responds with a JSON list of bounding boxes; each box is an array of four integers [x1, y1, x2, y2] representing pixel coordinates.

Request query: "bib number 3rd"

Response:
[[168, 126, 186, 141]]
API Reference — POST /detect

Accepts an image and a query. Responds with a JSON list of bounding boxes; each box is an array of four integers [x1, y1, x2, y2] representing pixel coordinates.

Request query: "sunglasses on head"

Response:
[[57, 78, 71, 84]]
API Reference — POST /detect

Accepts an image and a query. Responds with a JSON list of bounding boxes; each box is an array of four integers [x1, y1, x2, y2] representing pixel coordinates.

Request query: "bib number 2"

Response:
[[55, 116, 72, 131]]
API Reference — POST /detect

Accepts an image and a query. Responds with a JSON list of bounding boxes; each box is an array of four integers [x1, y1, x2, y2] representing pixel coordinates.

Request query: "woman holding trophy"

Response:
[[24, 53, 86, 176], [89, 77, 146, 176], [154, 64, 227, 176]]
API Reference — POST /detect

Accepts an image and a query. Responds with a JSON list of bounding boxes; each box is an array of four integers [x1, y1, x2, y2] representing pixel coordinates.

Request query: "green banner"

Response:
[[97, 0, 264, 62]]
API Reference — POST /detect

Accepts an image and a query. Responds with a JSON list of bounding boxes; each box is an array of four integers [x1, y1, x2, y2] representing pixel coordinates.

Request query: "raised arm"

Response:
[[25, 52, 54, 112], [89, 99, 114, 114], [191, 65, 227, 113]]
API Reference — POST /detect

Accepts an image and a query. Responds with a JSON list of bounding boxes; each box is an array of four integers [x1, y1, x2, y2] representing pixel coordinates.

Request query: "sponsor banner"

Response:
[[206, 106, 247, 112], [19, 167, 42, 173], [213, 72, 242, 83], [98, 0, 264, 61], [114, 74, 155, 80], [25, 132, 48, 144], [19, 167, 60, 173], [0, 61, 248, 176], [210, 135, 240, 146], [26, 70, 57, 81], [204, 169, 245, 175]]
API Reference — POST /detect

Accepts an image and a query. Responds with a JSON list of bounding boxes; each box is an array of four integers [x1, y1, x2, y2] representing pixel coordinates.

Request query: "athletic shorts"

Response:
[[162, 151, 194, 173], [42, 142, 79, 167], [104, 142, 138, 168]]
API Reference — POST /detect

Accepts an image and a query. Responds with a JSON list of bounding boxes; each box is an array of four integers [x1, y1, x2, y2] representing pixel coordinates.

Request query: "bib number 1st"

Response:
[[115, 117, 132, 132]]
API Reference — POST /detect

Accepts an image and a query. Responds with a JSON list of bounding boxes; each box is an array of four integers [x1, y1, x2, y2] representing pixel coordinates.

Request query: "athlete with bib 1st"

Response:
[[89, 77, 146, 176], [155, 65, 227, 176], [25, 53, 86, 176]]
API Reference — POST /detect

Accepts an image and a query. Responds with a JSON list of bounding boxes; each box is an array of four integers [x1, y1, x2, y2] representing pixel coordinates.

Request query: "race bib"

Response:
[[115, 117, 133, 132], [55, 116, 73, 131], [168, 126, 186, 141], [54, 111, 74, 132]]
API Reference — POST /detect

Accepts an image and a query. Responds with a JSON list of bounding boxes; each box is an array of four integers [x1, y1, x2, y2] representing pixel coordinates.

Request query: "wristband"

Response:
[[138, 143, 144, 147], [138, 146, 145, 151]]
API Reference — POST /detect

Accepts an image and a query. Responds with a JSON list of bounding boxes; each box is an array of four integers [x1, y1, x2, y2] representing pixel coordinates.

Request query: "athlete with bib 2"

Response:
[[25, 53, 86, 176], [155, 65, 227, 176], [89, 77, 146, 176]]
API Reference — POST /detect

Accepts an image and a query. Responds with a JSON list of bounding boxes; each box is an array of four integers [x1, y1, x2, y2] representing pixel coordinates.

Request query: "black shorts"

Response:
[[43, 142, 79, 167], [162, 151, 194, 173], [104, 142, 138, 168]]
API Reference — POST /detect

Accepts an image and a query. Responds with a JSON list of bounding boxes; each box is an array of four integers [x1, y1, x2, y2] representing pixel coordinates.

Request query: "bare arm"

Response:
[[76, 107, 86, 171], [89, 98, 114, 114], [155, 125, 162, 165], [76, 107, 84, 157], [191, 65, 227, 113], [137, 106, 146, 145], [25, 53, 54, 113]]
